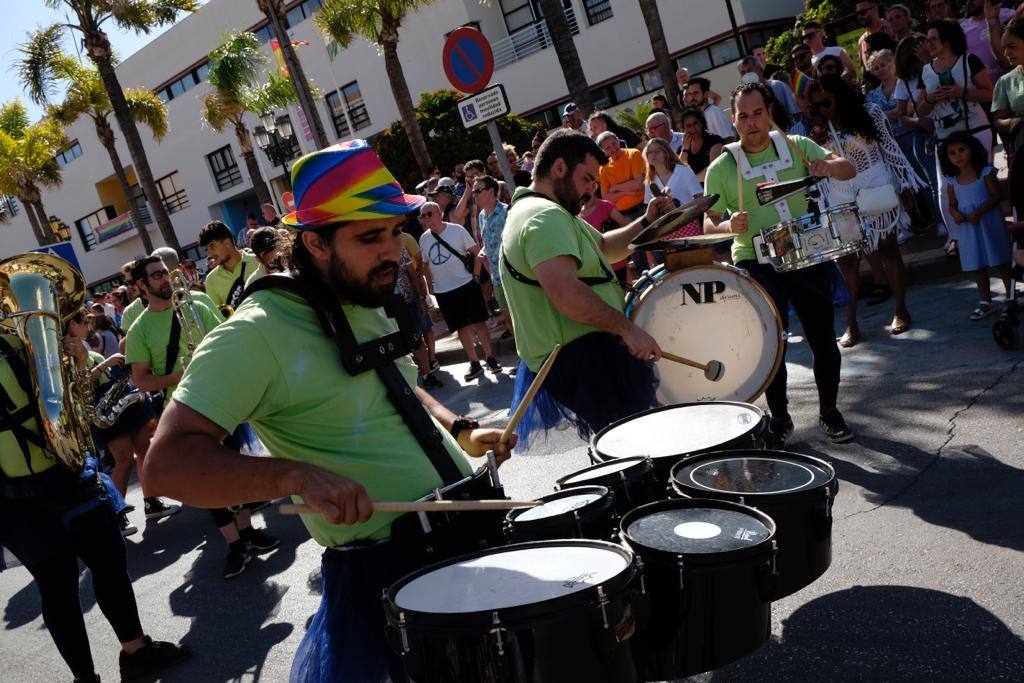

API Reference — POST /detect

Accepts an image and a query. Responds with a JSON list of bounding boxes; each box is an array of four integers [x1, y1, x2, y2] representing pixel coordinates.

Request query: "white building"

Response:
[[0, 0, 802, 288]]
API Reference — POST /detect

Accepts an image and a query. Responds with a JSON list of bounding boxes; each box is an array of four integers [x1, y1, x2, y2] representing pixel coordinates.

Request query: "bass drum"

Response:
[[626, 263, 784, 404]]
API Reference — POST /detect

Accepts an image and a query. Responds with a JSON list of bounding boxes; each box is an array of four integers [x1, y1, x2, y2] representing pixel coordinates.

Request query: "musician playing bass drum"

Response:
[[703, 82, 857, 448], [143, 140, 515, 682], [0, 255, 189, 682], [499, 129, 676, 445]]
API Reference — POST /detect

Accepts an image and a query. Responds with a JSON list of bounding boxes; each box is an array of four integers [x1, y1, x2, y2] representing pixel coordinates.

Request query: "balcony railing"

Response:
[[492, 10, 580, 70]]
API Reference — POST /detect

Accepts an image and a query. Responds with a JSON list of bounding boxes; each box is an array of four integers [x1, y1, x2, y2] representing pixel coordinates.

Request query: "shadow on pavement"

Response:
[[703, 585, 1024, 681]]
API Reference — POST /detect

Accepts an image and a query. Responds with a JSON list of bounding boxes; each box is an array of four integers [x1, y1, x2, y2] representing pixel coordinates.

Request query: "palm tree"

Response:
[[614, 101, 654, 136], [536, 0, 594, 115], [316, 0, 435, 176], [637, 0, 679, 121], [42, 0, 197, 252], [0, 100, 64, 246], [17, 27, 168, 254], [255, 0, 330, 150], [202, 31, 298, 207]]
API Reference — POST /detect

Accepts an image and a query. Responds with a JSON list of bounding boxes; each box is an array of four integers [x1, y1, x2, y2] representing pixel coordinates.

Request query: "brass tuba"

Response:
[[168, 268, 207, 369], [0, 253, 93, 472]]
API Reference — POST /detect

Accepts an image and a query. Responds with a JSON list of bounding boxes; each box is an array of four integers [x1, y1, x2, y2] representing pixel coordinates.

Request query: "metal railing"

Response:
[[491, 9, 580, 70]]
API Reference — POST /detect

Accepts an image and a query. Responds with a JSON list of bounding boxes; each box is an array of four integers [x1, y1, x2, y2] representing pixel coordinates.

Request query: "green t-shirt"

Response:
[[244, 264, 268, 290], [173, 288, 475, 547], [704, 135, 830, 263], [125, 303, 223, 396], [500, 187, 625, 371], [120, 297, 145, 334], [205, 252, 260, 309], [993, 66, 1024, 154]]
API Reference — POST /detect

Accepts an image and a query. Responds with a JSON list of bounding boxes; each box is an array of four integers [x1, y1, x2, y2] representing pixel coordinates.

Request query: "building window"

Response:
[[74, 206, 116, 252], [286, 0, 323, 27], [582, 0, 613, 25], [326, 80, 370, 138], [156, 172, 190, 214], [55, 141, 83, 167], [0, 196, 19, 218], [128, 183, 152, 225], [207, 145, 242, 191], [157, 62, 209, 103], [675, 37, 745, 79], [253, 24, 274, 44]]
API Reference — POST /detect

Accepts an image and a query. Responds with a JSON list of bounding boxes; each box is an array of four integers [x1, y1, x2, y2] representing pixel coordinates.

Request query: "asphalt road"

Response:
[[3, 268, 1023, 682]]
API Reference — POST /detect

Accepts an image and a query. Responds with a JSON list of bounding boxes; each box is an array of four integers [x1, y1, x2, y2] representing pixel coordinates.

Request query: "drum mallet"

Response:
[[661, 352, 725, 382]]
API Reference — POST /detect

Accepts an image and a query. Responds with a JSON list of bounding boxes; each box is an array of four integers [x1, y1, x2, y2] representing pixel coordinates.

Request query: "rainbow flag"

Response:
[[792, 70, 813, 99], [94, 212, 133, 243]]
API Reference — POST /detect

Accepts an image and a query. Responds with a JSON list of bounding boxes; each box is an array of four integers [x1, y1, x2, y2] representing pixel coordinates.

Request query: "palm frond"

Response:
[[200, 91, 241, 133], [110, 0, 199, 34], [241, 72, 299, 113], [315, 0, 375, 48], [0, 101, 31, 139], [124, 87, 168, 139], [15, 25, 67, 107], [206, 31, 265, 95]]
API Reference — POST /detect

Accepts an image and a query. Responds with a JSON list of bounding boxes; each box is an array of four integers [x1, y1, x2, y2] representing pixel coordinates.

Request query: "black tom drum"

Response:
[[505, 486, 616, 542], [555, 456, 662, 515]]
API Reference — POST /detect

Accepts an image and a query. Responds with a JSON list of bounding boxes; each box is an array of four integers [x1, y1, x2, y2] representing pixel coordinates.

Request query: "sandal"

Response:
[[839, 328, 861, 348], [865, 284, 892, 306], [969, 302, 995, 320], [945, 240, 959, 258], [890, 315, 911, 335]]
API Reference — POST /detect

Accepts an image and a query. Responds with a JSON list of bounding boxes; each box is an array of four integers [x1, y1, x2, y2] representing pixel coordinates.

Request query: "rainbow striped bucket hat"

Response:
[[282, 139, 423, 229]]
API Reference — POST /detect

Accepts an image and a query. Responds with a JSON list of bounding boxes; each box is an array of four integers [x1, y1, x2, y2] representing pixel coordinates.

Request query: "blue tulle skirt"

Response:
[[510, 332, 659, 450]]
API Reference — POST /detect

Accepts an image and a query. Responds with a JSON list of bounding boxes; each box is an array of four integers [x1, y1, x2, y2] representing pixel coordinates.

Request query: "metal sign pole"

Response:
[[487, 120, 518, 193]]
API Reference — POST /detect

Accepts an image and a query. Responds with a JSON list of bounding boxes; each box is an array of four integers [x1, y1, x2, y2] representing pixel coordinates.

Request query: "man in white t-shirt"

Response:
[[417, 201, 502, 381], [684, 77, 736, 141], [803, 21, 859, 84]]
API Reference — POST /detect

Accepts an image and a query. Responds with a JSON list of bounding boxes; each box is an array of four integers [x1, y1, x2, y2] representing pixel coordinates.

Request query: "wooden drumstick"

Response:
[[279, 499, 541, 516], [661, 352, 725, 382], [737, 155, 745, 214], [769, 119, 812, 171], [499, 343, 561, 444]]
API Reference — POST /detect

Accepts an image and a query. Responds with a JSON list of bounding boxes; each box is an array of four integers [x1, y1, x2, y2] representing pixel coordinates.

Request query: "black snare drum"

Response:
[[590, 402, 767, 481], [505, 486, 617, 542], [390, 466, 507, 571], [620, 498, 777, 679], [671, 449, 837, 599], [555, 456, 662, 515], [385, 540, 644, 682]]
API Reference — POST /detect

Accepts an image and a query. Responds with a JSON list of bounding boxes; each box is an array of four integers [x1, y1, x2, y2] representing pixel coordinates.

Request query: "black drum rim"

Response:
[[505, 485, 614, 527], [670, 449, 839, 503], [620, 497, 777, 565], [555, 456, 655, 490], [384, 539, 639, 630], [590, 401, 766, 464]]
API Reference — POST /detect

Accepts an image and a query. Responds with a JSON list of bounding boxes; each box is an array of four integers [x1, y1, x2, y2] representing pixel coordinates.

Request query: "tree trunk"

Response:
[[83, 29, 181, 252], [234, 121, 272, 206], [30, 200, 56, 245], [18, 190, 48, 246], [637, 0, 680, 123], [258, 0, 330, 150], [536, 0, 594, 115], [381, 38, 433, 176], [94, 115, 154, 254]]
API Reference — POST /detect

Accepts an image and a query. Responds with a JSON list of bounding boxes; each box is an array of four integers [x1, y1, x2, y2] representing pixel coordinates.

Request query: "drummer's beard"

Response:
[[553, 175, 583, 216], [326, 250, 399, 308]]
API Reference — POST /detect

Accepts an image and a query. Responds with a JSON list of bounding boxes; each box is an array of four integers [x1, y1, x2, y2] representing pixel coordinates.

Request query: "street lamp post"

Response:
[[254, 112, 297, 191]]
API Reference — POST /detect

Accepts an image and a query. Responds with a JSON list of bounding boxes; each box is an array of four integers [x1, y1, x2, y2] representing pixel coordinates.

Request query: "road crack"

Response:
[[840, 359, 1022, 521]]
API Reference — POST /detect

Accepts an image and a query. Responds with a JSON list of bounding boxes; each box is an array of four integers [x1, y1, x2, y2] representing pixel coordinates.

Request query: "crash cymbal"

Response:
[[635, 233, 734, 251], [630, 194, 719, 248]]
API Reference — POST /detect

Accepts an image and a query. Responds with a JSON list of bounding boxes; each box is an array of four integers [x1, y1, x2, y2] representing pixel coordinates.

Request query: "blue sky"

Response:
[[0, 2, 202, 121]]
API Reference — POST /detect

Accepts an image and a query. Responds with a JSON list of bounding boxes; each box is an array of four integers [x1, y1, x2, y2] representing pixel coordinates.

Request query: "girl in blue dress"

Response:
[[940, 131, 1013, 319]]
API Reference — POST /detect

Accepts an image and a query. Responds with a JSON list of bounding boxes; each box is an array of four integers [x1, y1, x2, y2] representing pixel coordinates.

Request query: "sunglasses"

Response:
[[418, 211, 434, 218], [801, 33, 817, 41], [472, 188, 488, 194]]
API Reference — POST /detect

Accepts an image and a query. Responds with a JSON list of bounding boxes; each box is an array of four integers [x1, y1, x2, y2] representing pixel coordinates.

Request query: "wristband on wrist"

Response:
[[640, 216, 651, 228], [450, 416, 479, 440]]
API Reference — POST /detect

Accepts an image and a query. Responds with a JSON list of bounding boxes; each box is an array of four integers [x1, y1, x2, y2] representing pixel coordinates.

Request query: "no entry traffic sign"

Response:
[[442, 27, 494, 94]]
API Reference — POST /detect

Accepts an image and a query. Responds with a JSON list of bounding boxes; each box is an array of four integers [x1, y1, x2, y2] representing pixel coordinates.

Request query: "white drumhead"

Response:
[[629, 265, 782, 403], [562, 459, 638, 483], [516, 492, 602, 521], [394, 545, 628, 613], [596, 403, 761, 459]]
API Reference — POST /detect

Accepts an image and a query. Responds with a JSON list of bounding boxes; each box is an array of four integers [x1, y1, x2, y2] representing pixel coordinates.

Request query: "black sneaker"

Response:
[[765, 415, 795, 450], [242, 527, 281, 553], [143, 497, 181, 520], [819, 409, 854, 443], [120, 512, 138, 538], [422, 372, 444, 389], [485, 356, 503, 374], [464, 362, 485, 381], [118, 636, 191, 681], [223, 542, 252, 579]]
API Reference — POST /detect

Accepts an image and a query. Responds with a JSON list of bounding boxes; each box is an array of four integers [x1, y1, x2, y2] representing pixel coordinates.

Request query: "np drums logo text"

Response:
[[679, 280, 727, 305]]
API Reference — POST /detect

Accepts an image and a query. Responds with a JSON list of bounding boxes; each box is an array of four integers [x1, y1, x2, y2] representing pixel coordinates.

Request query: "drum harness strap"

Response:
[[725, 131, 796, 223], [241, 274, 465, 486], [0, 335, 50, 479], [502, 190, 621, 290]]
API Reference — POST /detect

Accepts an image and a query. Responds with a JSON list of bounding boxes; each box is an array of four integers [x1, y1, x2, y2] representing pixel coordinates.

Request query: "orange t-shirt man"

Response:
[[599, 143, 645, 213]]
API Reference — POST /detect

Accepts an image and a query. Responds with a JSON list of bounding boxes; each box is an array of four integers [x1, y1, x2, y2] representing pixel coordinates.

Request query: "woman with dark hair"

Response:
[[808, 74, 926, 345], [993, 19, 1024, 160], [587, 110, 642, 149], [678, 107, 724, 182], [916, 18, 995, 253], [813, 53, 845, 80]]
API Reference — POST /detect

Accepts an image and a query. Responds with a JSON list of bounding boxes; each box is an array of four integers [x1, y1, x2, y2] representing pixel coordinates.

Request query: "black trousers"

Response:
[[0, 472, 144, 679], [737, 260, 841, 418]]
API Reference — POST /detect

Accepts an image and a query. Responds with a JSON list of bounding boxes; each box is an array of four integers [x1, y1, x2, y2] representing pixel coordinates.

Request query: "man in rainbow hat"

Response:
[[143, 140, 516, 681]]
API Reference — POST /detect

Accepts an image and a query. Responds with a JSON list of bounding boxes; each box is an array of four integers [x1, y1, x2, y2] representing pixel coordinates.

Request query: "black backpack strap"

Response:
[[165, 313, 182, 378], [224, 262, 249, 313], [240, 273, 463, 485], [0, 336, 49, 476], [429, 230, 476, 273]]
